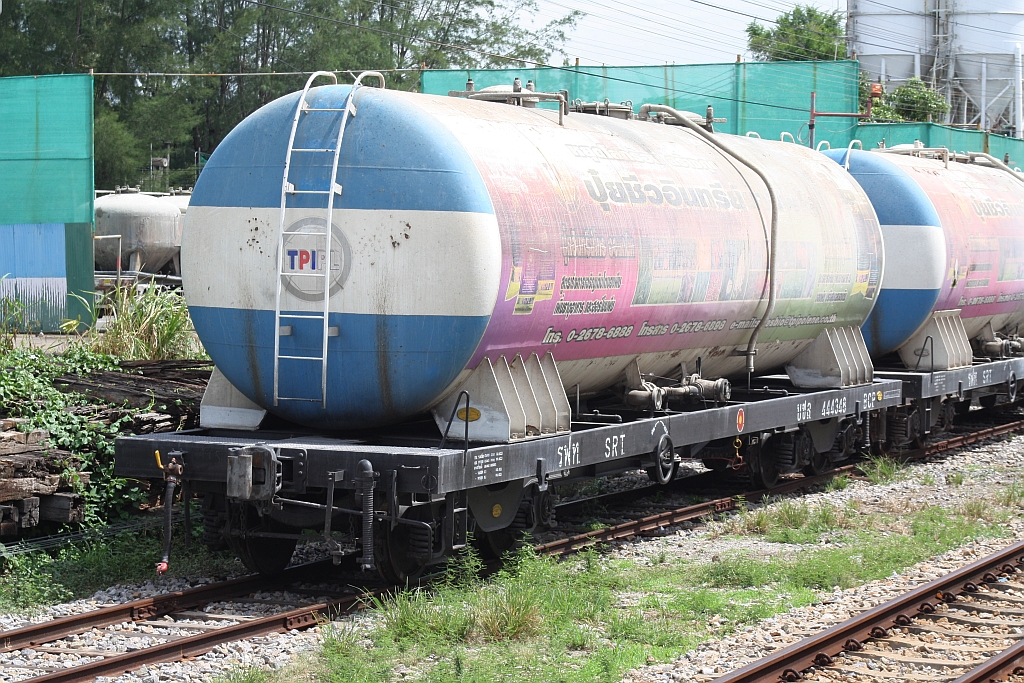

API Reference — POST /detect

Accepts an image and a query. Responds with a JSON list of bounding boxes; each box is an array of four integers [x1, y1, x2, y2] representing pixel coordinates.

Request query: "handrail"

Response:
[[780, 131, 796, 143], [967, 151, 1024, 185], [816, 140, 831, 151], [639, 103, 778, 379], [745, 131, 761, 138], [914, 335, 935, 372], [844, 139, 863, 171], [440, 390, 472, 453]]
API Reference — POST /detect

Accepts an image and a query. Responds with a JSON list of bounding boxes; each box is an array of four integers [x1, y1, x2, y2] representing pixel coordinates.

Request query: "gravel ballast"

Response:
[[1, 430, 1022, 682]]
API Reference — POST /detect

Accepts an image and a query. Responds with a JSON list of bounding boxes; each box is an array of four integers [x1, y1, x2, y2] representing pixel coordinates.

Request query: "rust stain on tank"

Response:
[[243, 311, 264, 401], [375, 279, 395, 417]]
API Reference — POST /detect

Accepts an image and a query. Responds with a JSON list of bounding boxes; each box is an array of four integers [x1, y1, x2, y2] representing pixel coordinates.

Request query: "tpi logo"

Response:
[[286, 249, 325, 271]]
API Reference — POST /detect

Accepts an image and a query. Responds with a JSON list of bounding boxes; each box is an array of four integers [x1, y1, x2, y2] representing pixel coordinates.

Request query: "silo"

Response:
[[951, 0, 1024, 130], [848, 0, 935, 85]]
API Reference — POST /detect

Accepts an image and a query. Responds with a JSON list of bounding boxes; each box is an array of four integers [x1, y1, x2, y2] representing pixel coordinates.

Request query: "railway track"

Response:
[[709, 539, 1024, 683], [1, 415, 1023, 682]]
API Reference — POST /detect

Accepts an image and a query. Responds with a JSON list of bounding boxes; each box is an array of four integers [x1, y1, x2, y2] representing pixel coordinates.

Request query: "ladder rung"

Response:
[[277, 396, 323, 402], [288, 189, 332, 195], [303, 108, 348, 112], [279, 313, 326, 319], [279, 355, 328, 361], [282, 229, 329, 235], [291, 148, 336, 153]]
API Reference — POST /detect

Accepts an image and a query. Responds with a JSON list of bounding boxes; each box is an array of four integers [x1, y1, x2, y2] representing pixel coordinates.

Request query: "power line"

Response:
[[239, 0, 817, 113]]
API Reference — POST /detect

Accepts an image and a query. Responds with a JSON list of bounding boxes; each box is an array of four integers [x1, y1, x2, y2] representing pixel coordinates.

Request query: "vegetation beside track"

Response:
[[0, 286, 206, 524], [0, 527, 239, 612], [219, 466, 1024, 683]]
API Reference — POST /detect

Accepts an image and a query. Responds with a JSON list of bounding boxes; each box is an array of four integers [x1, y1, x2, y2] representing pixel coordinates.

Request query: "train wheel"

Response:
[[871, 438, 892, 456], [472, 527, 518, 560], [749, 441, 780, 489], [227, 505, 296, 576], [375, 519, 428, 585], [802, 450, 832, 476]]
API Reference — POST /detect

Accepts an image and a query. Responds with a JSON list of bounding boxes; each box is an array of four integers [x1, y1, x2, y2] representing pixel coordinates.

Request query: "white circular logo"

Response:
[[280, 217, 352, 301]]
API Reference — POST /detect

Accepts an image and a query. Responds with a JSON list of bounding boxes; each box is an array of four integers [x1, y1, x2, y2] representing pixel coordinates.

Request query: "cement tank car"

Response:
[[182, 79, 883, 434], [114, 73, 1024, 581]]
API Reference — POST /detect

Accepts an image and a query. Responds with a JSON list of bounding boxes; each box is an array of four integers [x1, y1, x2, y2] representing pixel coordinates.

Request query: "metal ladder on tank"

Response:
[[272, 70, 386, 407]]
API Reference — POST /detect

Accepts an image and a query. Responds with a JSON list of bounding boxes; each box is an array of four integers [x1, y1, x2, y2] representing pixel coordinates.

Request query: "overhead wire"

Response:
[[237, 0, 826, 113]]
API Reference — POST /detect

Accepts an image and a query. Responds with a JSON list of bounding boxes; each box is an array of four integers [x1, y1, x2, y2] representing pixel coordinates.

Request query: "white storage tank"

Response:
[[952, 0, 1024, 129], [848, 0, 935, 85], [161, 188, 192, 216], [94, 189, 182, 273]]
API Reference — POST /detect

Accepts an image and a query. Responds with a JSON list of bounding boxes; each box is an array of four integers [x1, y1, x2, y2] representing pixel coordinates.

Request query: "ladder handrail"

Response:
[[273, 71, 386, 407], [274, 71, 338, 407]]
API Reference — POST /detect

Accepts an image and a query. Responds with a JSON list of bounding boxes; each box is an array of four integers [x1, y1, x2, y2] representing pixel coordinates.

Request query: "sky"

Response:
[[531, 0, 845, 67]]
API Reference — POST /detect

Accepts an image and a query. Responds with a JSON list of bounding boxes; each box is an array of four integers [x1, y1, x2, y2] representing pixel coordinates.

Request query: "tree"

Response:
[[746, 5, 844, 62], [884, 77, 950, 122], [93, 110, 146, 188], [0, 0, 578, 188], [861, 75, 951, 123]]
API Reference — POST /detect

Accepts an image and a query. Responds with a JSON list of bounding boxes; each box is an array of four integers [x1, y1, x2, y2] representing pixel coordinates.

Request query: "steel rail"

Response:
[[0, 559, 332, 652], [543, 416, 1024, 555], [6, 415, 1024, 682], [708, 541, 1024, 683], [24, 593, 369, 683], [951, 636, 1024, 682], [537, 465, 856, 556]]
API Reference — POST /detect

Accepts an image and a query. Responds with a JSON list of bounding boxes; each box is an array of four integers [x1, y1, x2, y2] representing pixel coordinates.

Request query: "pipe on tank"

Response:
[[638, 103, 779, 378]]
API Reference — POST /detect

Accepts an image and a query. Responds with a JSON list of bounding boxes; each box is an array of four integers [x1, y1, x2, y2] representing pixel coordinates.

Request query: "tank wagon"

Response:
[[120, 71, 1009, 580], [824, 145, 1024, 446]]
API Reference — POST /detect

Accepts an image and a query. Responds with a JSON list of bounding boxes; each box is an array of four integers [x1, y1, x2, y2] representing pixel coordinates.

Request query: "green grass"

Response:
[[64, 283, 205, 361], [0, 526, 239, 612], [700, 506, 998, 591], [858, 455, 909, 485], [825, 474, 850, 492], [201, 501, 1012, 683], [723, 498, 856, 545]]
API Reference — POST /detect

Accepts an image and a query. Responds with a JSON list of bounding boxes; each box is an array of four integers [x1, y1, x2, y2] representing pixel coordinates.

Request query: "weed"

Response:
[[373, 589, 474, 643], [920, 473, 937, 486], [0, 347, 147, 520], [312, 503, 1004, 683], [0, 286, 25, 354], [776, 500, 811, 529], [957, 498, 995, 522], [998, 482, 1024, 508], [0, 529, 238, 612], [945, 471, 965, 486], [475, 581, 542, 641], [858, 455, 909, 485], [700, 506, 997, 591], [215, 667, 275, 683], [825, 474, 850, 492], [810, 501, 856, 532], [63, 284, 205, 360]]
